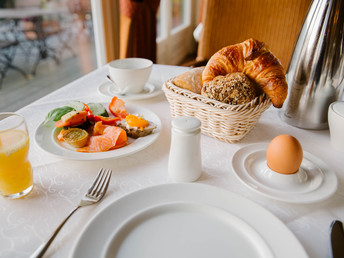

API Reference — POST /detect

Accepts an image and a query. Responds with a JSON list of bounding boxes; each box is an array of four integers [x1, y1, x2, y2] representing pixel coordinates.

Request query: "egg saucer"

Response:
[[232, 143, 338, 203], [98, 81, 162, 100]]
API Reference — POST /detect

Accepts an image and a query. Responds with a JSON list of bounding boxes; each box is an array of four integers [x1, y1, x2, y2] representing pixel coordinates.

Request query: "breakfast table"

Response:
[[0, 63, 343, 258]]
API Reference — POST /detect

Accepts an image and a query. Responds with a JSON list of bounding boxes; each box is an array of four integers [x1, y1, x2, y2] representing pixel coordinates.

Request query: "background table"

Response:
[[0, 64, 343, 258], [0, 7, 72, 75]]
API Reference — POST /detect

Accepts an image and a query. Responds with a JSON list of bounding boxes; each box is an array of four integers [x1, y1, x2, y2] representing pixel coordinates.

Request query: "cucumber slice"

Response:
[[66, 100, 85, 111], [87, 103, 109, 117]]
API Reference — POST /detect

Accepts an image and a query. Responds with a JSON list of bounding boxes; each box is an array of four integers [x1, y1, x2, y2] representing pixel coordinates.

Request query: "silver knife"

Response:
[[330, 220, 344, 258]]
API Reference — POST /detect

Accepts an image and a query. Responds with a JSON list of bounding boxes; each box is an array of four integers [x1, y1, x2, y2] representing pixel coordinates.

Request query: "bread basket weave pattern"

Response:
[[163, 78, 272, 143]]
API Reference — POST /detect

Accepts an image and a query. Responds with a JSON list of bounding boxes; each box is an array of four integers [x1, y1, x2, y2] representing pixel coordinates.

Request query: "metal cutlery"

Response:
[[106, 74, 116, 84], [106, 74, 128, 95], [330, 220, 344, 258], [30, 168, 112, 258]]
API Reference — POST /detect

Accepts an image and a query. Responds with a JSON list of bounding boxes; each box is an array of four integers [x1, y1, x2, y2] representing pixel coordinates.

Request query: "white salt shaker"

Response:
[[168, 116, 202, 182]]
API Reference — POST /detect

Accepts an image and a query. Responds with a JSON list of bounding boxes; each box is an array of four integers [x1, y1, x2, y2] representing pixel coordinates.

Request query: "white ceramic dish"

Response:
[[71, 183, 308, 258], [232, 143, 338, 203], [98, 81, 161, 100], [108, 58, 152, 94], [35, 104, 161, 160]]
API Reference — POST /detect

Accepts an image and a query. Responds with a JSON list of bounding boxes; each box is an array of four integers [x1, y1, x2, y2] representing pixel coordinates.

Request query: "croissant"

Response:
[[202, 38, 288, 108]]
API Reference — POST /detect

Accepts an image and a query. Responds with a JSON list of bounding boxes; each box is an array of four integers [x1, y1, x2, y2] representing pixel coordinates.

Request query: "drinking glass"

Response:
[[328, 101, 344, 151], [0, 113, 33, 199]]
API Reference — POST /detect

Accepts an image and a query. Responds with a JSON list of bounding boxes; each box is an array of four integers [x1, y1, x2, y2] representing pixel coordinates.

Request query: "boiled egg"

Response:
[[266, 134, 303, 174]]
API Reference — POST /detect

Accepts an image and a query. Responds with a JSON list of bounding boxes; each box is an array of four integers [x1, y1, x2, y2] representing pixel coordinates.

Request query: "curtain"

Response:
[[119, 0, 160, 63]]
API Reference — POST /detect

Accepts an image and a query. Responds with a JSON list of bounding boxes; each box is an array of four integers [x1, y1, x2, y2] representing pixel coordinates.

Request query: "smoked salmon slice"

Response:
[[77, 121, 127, 152], [55, 111, 87, 128], [108, 96, 128, 119]]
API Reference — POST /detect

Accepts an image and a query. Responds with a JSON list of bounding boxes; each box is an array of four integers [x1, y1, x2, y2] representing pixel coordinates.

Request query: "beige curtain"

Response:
[[119, 0, 160, 63], [197, 0, 311, 68], [101, 0, 120, 62]]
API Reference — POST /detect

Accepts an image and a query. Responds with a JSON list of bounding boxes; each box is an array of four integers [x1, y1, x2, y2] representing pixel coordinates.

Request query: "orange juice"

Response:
[[0, 129, 33, 197]]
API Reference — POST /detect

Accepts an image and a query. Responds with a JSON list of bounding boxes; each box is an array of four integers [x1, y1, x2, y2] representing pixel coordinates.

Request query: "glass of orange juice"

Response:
[[0, 113, 33, 199]]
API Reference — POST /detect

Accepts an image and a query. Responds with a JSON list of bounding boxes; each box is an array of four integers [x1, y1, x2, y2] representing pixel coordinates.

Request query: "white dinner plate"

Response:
[[98, 81, 162, 100], [34, 104, 161, 160], [71, 183, 308, 258], [232, 143, 338, 203]]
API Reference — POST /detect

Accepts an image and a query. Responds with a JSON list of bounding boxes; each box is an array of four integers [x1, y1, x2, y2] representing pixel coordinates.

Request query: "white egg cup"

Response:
[[241, 149, 313, 192], [256, 163, 308, 190]]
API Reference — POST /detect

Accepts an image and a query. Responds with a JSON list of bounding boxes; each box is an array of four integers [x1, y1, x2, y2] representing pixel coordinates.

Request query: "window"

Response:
[[0, 0, 97, 111], [156, 0, 195, 65], [172, 0, 185, 29]]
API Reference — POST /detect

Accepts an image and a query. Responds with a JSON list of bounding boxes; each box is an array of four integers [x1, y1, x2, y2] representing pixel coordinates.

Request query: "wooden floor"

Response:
[[0, 33, 97, 112]]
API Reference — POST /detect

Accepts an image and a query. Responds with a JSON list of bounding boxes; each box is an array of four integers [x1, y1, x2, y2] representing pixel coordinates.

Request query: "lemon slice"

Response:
[[62, 128, 89, 148]]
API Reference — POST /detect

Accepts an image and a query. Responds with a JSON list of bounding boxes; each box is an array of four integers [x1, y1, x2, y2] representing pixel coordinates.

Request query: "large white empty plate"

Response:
[[71, 183, 308, 258], [103, 202, 272, 258]]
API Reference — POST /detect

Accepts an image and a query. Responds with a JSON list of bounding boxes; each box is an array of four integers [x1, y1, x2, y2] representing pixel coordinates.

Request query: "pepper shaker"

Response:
[[168, 116, 202, 182]]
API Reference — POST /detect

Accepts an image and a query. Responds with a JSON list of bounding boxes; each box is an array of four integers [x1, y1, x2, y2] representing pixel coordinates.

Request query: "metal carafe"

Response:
[[281, 0, 344, 129]]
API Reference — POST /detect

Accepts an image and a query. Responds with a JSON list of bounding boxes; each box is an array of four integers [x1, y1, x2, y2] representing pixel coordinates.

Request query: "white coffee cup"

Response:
[[108, 58, 153, 94], [328, 101, 344, 151]]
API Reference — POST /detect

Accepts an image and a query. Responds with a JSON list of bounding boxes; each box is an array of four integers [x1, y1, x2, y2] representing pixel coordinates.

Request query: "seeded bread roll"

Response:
[[173, 67, 204, 94], [201, 72, 257, 105], [202, 38, 288, 108]]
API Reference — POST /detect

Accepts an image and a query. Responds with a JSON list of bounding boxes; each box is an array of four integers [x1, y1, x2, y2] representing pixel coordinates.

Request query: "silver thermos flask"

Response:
[[281, 0, 344, 129]]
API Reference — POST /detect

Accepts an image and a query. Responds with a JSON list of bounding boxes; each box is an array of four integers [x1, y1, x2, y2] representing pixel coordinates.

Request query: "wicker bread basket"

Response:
[[163, 78, 272, 143]]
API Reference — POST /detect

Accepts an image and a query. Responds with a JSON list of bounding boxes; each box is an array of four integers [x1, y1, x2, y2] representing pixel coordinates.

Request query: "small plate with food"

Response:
[[35, 97, 161, 160]]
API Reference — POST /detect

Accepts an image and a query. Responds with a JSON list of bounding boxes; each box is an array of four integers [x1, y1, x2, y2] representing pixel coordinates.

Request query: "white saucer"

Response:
[[98, 81, 161, 100], [232, 143, 338, 203]]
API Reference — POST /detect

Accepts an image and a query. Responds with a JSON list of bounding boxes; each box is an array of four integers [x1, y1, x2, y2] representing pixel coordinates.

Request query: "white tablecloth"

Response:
[[1, 64, 343, 258]]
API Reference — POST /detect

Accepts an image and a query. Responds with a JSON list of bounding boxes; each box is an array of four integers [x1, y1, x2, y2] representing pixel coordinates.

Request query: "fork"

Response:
[[30, 168, 112, 258]]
